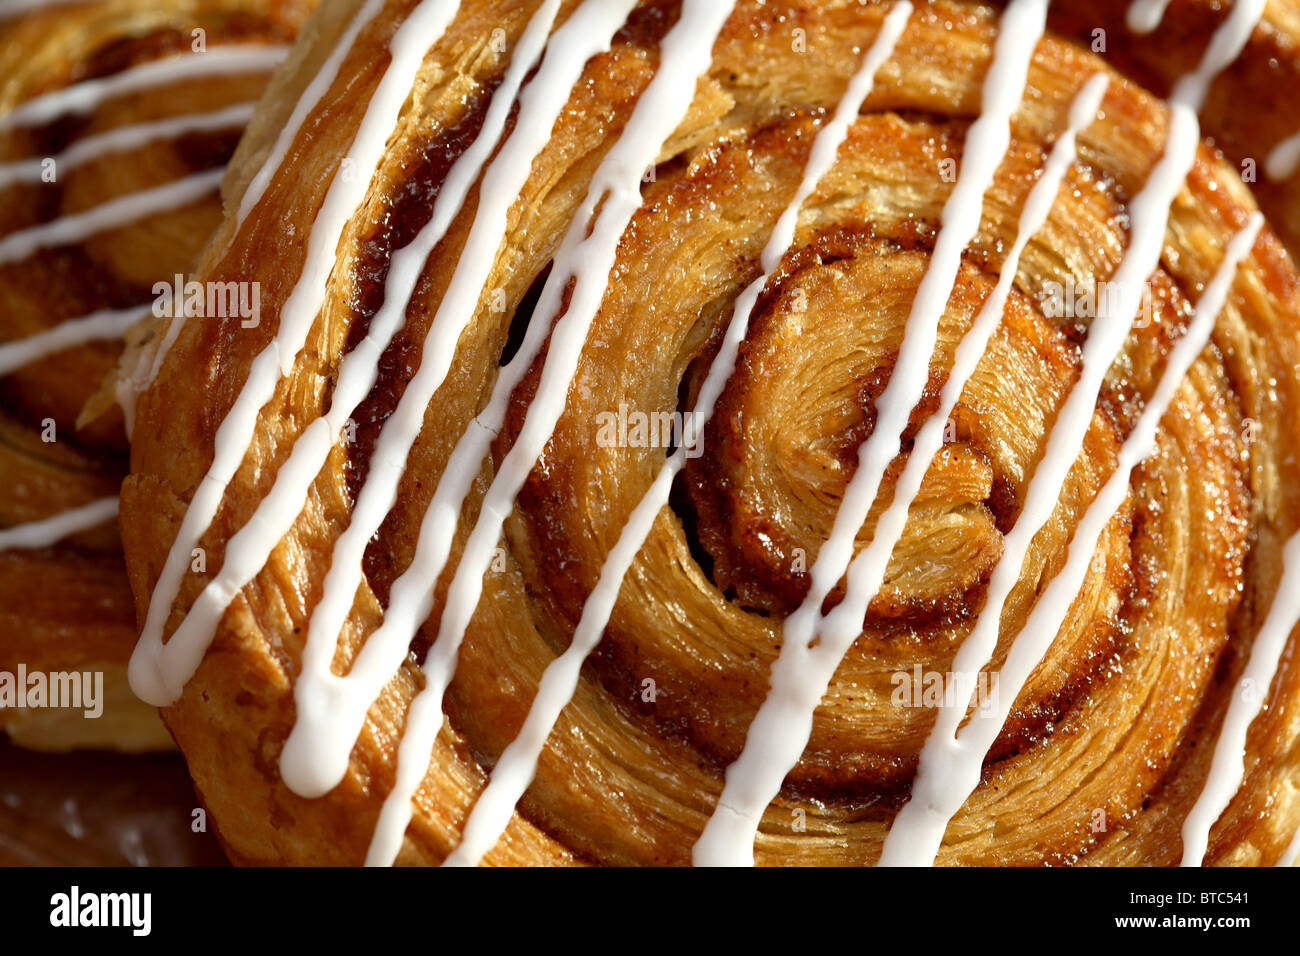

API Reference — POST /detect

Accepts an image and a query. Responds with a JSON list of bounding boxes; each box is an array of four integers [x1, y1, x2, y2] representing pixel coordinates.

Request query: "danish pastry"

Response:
[[121, 0, 1300, 865]]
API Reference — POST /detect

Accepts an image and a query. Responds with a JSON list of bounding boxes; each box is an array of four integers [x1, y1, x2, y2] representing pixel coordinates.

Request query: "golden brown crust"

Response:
[[126, 0, 1300, 864]]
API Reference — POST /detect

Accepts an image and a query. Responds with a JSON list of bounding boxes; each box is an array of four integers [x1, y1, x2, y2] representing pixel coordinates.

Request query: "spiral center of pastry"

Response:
[[684, 232, 1013, 627]]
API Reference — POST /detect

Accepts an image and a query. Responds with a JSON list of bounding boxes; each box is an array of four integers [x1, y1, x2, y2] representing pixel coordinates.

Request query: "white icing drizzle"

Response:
[[0, 167, 223, 267], [442, 0, 916, 870], [879, 1, 1267, 866], [0, 305, 141, 377], [79, 0, 1289, 870], [884, 215, 1263, 867], [0, 0, 100, 21], [153, 0, 567, 734], [0, 46, 287, 132], [0, 39, 285, 576], [0, 103, 254, 189], [131, 2, 390, 407], [362, 0, 737, 867], [277, 0, 642, 797], [1280, 820, 1300, 867], [0, 496, 118, 551], [694, 0, 1051, 867], [235, 0, 384, 228], [1266, 131, 1300, 181], [127, 0, 465, 706], [1182, 483, 1300, 865], [1126, 0, 1173, 35], [113, 359, 145, 438]]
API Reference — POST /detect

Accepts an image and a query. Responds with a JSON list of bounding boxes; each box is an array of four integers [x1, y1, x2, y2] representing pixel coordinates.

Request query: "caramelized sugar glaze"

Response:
[[120, 0, 1300, 864]]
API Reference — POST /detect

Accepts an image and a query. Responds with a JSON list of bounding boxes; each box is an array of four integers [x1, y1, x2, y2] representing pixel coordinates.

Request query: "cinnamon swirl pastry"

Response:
[[0, 0, 314, 750], [121, 0, 1300, 865]]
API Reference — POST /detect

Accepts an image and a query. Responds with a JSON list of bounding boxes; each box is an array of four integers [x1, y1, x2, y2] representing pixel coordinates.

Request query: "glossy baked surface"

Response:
[[119, 0, 1300, 865]]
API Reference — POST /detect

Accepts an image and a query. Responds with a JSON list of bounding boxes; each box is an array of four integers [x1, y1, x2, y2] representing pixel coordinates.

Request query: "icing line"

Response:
[[694, 70, 1111, 864], [133, 1, 391, 408], [887, 215, 1262, 867], [277, 0, 642, 801], [235, 0, 385, 228], [880, 0, 1267, 864], [444, 0, 916, 869], [0, 46, 287, 132], [0, 305, 142, 377], [365, 0, 738, 867], [1182, 456, 1300, 864], [128, 0, 466, 706], [145, 0, 568, 762], [696, 0, 1052, 867], [882, 214, 1262, 865], [1279, 819, 1300, 867], [1126, 0, 1173, 35], [0, 102, 254, 189], [0, 0, 102, 21], [0, 168, 224, 266], [1266, 131, 1300, 182], [0, 496, 118, 551]]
